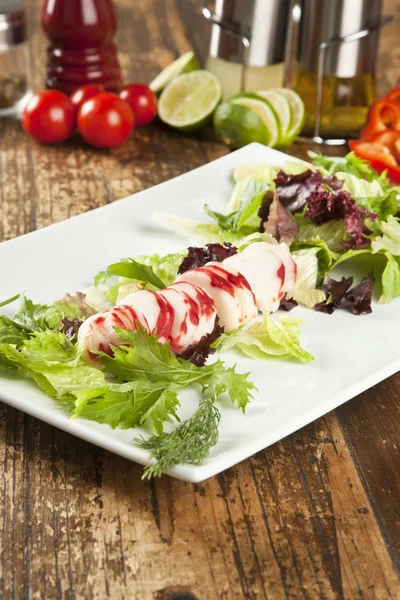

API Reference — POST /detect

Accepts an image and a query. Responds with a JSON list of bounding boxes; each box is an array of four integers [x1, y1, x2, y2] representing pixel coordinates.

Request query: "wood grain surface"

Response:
[[0, 1, 400, 598]]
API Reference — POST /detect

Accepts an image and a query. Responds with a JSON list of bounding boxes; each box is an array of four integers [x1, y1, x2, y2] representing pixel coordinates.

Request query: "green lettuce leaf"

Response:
[[11, 296, 83, 332], [371, 216, 400, 256], [102, 259, 166, 289], [98, 326, 255, 412], [337, 172, 400, 219], [331, 247, 400, 304], [203, 167, 278, 234], [295, 218, 347, 253], [227, 170, 271, 230], [152, 212, 255, 243], [95, 252, 186, 295], [0, 294, 20, 308], [290, 248, 327, 307], [0, 315, 30, 346], [233, 164, 280, 183], [73, 380, 180, 434], [129, 252, 186, 287], [216, 312, 314, 363], [309, 151, 389, 183], [380, 251, 400, 303]]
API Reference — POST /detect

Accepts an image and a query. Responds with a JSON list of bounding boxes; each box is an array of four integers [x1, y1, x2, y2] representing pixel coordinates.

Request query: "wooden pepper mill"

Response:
[[41, 0, 122, 94]]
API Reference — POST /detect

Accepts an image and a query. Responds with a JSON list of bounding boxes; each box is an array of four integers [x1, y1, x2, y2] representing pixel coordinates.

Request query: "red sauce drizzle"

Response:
[[111, 309, 128, 329], [197, 289, 217, 318], [155, 293, 174, 340], [98, 342, 113, 357], [209, 263, 252, 291], [182, 293, 199, 327], [200, 266, 235, 296], [277, 263, 286, 299], [173, 282, 216, 319]]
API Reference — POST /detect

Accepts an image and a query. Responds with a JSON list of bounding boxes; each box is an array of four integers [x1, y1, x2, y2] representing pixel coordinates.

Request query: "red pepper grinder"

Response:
[[41, 0, 122, 95]]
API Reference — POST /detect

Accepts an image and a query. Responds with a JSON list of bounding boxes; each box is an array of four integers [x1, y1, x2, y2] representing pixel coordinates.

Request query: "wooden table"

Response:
[[1, 1, 400, 598]]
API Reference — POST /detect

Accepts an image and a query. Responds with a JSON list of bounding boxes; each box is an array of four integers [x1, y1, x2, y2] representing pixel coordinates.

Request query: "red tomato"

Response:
[[77, 92, 135, 149], [70, 85, 104, 114], [22, 90, 76, 144], [119, 83, 157, 127]]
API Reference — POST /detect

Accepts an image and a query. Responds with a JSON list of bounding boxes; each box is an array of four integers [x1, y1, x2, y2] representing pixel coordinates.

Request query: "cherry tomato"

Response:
[[77, 92, 135, 149], [119, 83, 157, 127], [70, 84, 104, 115], [22, 90, 76, 144]]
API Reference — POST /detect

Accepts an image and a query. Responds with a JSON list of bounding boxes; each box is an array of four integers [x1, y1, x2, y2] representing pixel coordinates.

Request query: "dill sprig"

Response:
[[136, 397, 221, 478]]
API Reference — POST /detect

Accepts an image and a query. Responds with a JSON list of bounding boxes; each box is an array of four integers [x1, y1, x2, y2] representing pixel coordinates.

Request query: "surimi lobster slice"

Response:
[[117, 289, 174, 343], [205, 262, 258, 325], [245, 242, 297, 294], [157, 287, 199, 353], [176, 265, 243, 331], [78, 306, 143, 361], [169, 281, 217, 336], [223, 244, 285, 312]]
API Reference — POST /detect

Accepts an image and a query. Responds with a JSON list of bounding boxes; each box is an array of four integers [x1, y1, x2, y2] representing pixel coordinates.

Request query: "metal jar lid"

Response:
[[298, 0, 383, 78], [205, 0, 290, 67], [0, 0, 26, 51]]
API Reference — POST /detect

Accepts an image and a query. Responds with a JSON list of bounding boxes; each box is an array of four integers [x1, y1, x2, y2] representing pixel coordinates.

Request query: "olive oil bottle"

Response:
[[286, 0, 389, 142], [295, 71, 376, 139]]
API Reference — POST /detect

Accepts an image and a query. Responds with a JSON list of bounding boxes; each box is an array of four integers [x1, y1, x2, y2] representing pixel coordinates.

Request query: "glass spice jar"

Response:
[[0, 0, 31, 117]]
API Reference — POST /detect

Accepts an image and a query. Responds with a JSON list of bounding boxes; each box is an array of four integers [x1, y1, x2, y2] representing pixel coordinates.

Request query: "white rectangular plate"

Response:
[[0, 143, 399, 483]]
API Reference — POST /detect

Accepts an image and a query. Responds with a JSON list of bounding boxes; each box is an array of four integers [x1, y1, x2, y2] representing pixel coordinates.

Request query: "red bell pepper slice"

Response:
[[386, 87, 400, 105], [349, 133, 400, 184], [359, 99, 400, 142]]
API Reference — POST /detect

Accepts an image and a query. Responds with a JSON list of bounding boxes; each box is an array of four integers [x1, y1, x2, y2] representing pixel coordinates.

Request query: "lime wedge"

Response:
[[230, 94, 280, 148], [158, 71, 222, 132], [269, 88, 305, 142], [214, 102, 270, 149], [149, 52, 200, 94], [257, 90, 292, 146]]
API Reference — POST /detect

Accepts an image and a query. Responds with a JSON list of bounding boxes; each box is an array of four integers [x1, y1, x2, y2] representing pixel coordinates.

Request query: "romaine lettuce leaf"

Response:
[[290, 249, 327, 308], [152, 212, 255, 243], [216, 312, 314, 363], [331, 247, 400, 304], [337, 172, 400, 219], [380, 252, 400, 304], [11, 296, 83, 332], [295, 218, 347, 253], [371, 216, 400, 256]]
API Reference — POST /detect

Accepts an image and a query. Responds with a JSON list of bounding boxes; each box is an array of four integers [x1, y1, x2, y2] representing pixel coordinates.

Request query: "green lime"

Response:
[[269, 88, 305, 142], [256, 89, 292, 146], [213, 102, 270, 149], [158, 70, 222, 132], [149, 52, 200, 94], [229, 93, 280, 147]]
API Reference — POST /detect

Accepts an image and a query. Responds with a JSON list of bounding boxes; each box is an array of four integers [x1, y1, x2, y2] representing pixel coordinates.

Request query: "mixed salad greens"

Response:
[[0, 151, 399, 478]]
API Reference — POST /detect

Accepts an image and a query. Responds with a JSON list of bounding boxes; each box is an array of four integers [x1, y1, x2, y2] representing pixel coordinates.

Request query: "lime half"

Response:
[[214, 102, 270, 149], [149, 52, 200, 94], [230, 94, 280, 148], [257, 90, 292, 146], [159, 71, 222, 132], [269, 88, 305, 142]]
